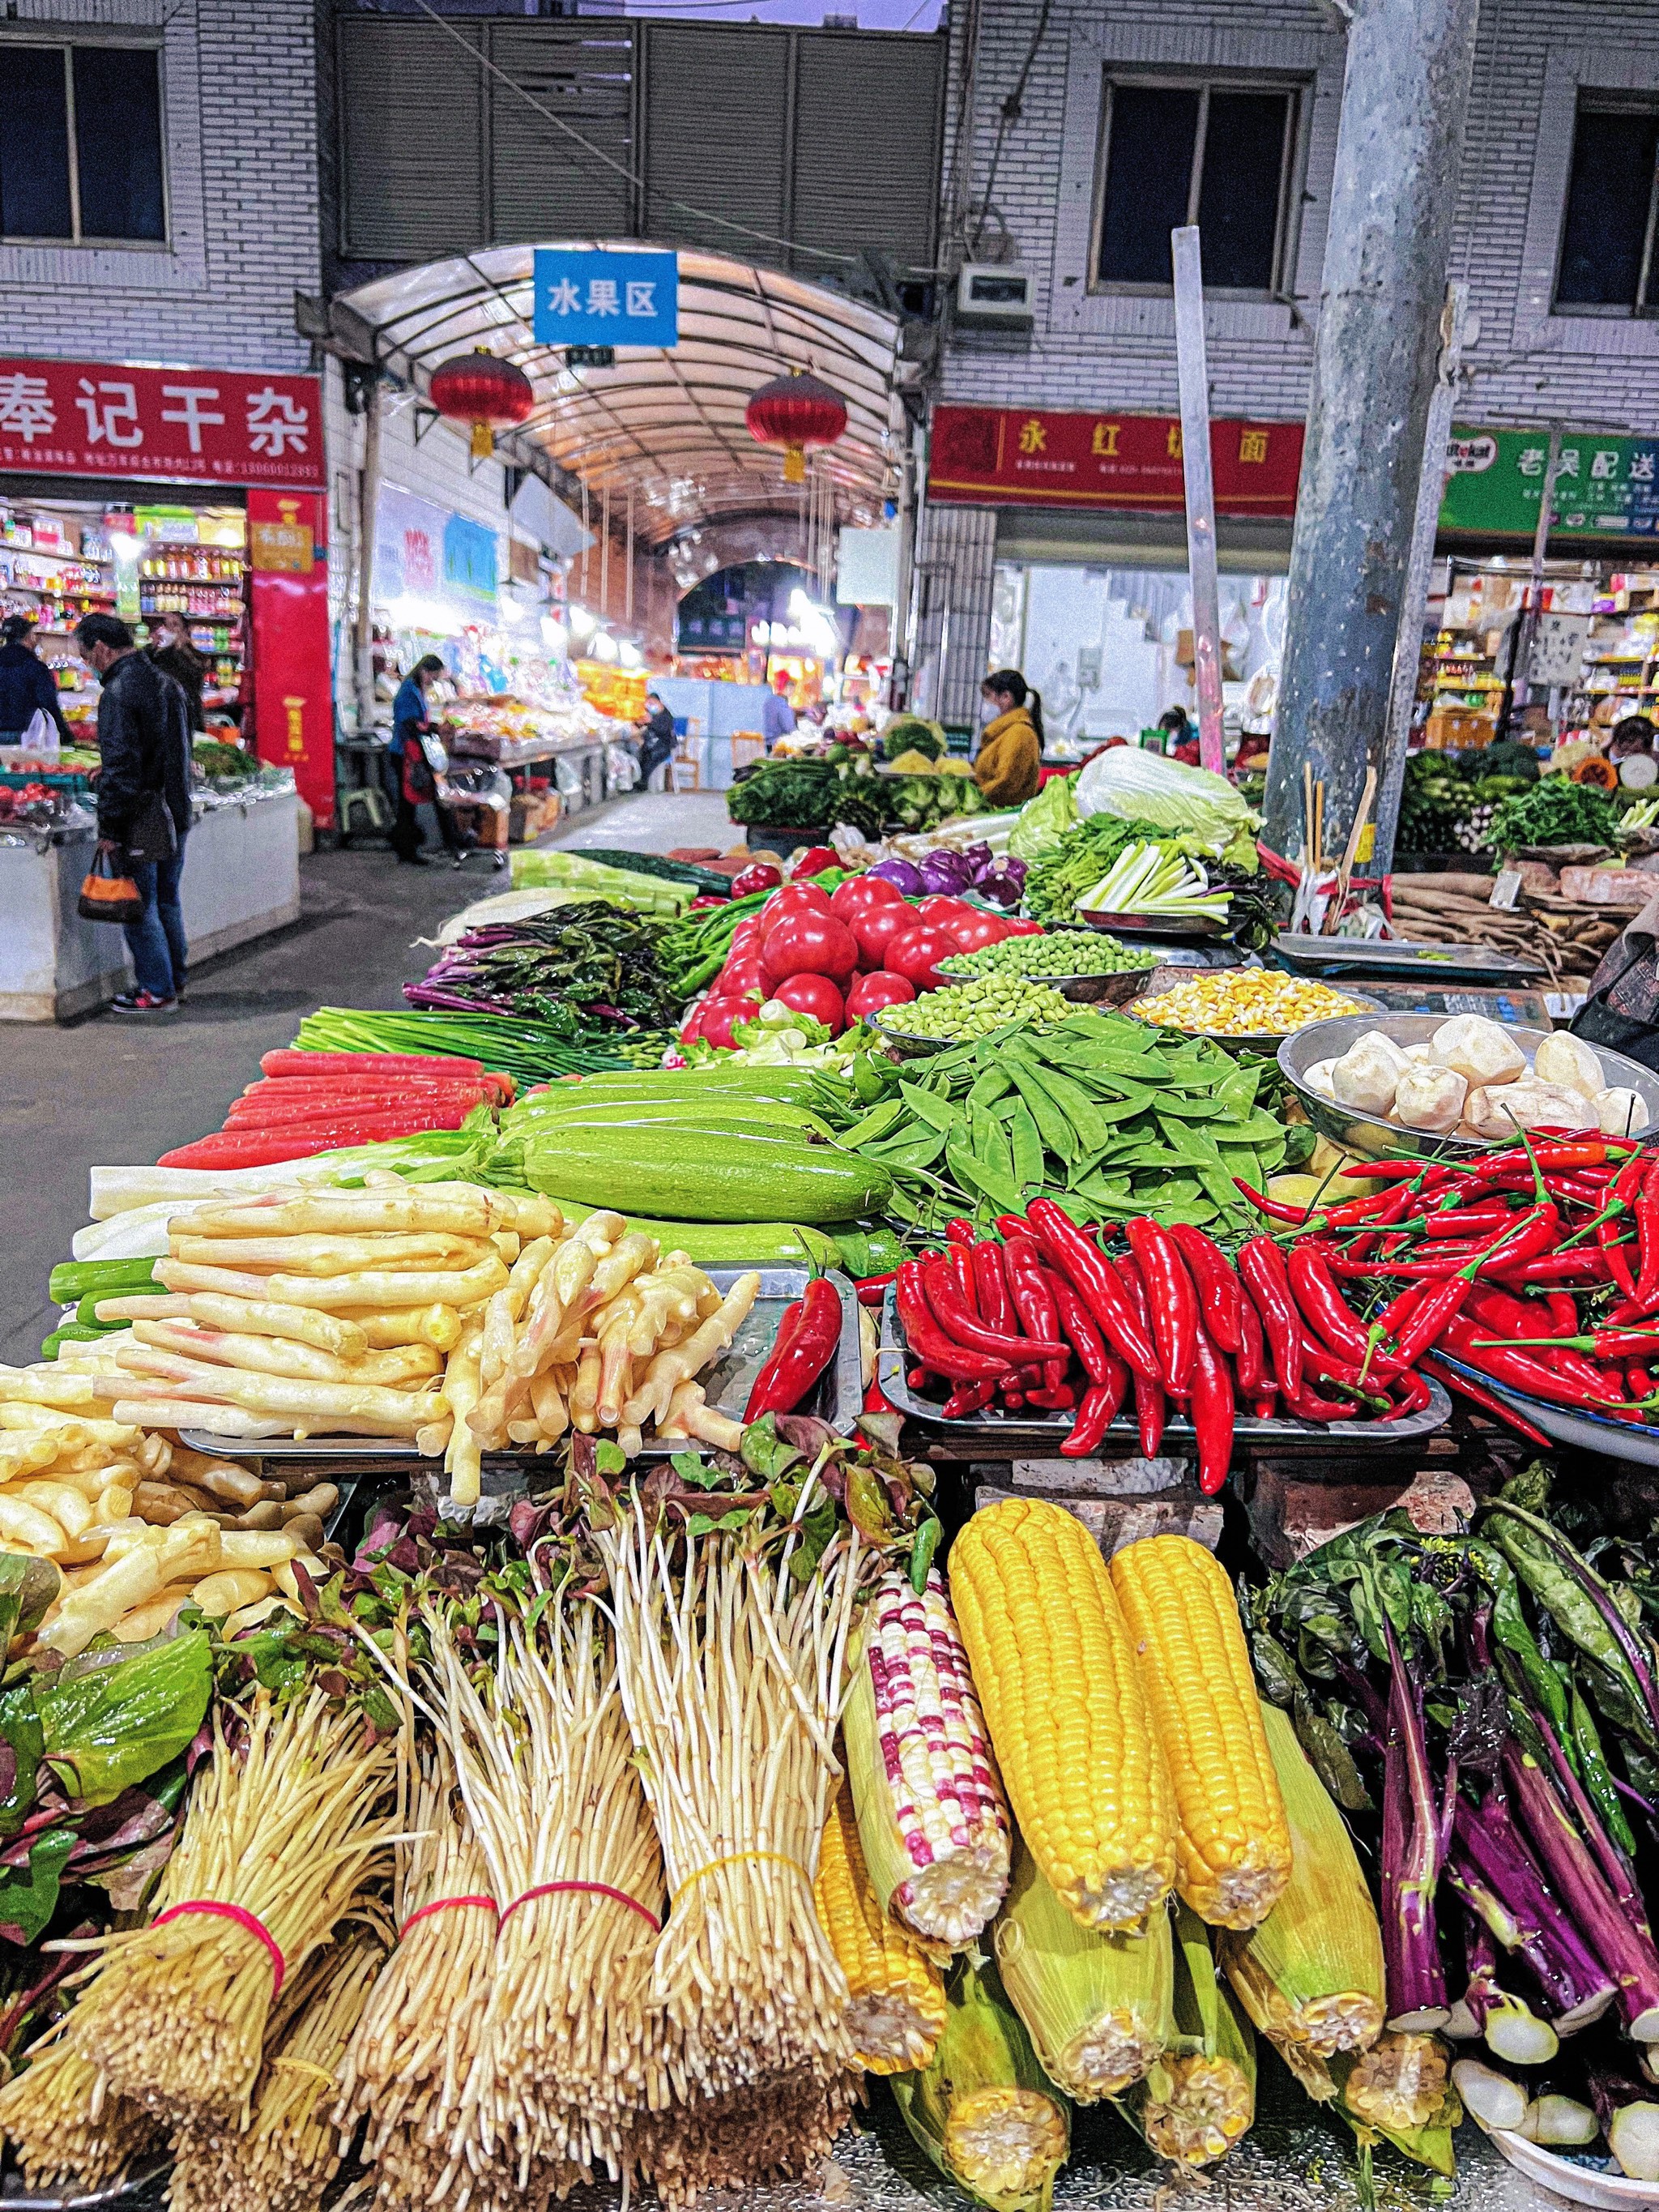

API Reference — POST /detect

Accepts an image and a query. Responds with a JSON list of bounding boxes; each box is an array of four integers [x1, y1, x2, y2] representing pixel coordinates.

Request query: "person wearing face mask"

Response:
[[975, 668, 1044, 808]]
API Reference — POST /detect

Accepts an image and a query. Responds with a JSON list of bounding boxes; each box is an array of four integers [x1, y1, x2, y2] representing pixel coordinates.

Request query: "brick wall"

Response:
[[918, 0, 1659, 716], [0, 0, 321, 374]]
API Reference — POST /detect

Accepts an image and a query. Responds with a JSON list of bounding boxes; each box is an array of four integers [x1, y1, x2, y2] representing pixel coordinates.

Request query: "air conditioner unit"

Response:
[[956, 263, 1035, 328]]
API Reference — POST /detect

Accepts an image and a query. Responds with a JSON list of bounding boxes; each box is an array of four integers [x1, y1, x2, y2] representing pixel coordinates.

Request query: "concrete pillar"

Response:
[[1264, 0, 1481, 865]]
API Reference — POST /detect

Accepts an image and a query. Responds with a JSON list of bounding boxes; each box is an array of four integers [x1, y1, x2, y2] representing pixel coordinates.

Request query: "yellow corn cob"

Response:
[[949, 1499, 1175, 1933], [1218, 1704, 1386, 2060], [890, 1958, 1069, 2212], [815, 1779, 945, 2075], [1342, 2031, 1452, 2136], [994, 1845, 1173, 2100], [1109, 1535, 1290, 1931], [844, 1568, 1010, 1953]]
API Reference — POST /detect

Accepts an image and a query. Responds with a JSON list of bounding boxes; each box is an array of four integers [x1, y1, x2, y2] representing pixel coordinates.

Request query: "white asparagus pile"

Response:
[[0, 2026, 160, 2193], [87, 1180, 550, 1450], [338, 1745, 505, 2212], [65, 1689, 401, 2124], [0, 1384, 331, 1649], [591, 1487, 869, 2197], [57, 1175, 758, 1505], [450, 1206, 759, 1503], [169, 1915, 390, 2212]]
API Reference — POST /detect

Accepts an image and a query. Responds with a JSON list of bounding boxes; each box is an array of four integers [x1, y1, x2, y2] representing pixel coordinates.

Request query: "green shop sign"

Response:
[[1440, 426, 1659, 538]]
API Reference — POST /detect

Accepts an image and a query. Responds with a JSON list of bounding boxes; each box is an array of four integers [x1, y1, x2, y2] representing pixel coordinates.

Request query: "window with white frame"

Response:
[[1092, 74, 1302, 295], [0, 42, 166, 246], [1555, 92, 1659, 314]]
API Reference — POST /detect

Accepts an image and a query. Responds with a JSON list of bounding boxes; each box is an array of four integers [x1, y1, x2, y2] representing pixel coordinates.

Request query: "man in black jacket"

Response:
[[75, 612, 194, 1014]]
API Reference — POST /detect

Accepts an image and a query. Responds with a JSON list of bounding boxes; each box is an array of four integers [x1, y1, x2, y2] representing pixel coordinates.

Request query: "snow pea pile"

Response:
[[826, 1008, 1307, 1232]]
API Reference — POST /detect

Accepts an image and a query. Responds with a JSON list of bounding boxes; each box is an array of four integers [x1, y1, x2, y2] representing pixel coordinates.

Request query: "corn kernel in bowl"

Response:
[[1132, 970, 1366, 1038]]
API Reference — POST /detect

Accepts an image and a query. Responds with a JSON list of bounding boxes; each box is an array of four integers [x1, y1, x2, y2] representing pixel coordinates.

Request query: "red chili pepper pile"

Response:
[[1237, 1134, 1659, 1440], [156, 1050, 512, 1170]]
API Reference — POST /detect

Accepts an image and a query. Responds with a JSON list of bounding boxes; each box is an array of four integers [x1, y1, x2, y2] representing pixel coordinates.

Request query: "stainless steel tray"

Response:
[[1431, 1352, 1659, 1467], [181, 1269, 861, 1464], [1273, 933, 1544, 983], [1077, 907, 1225, 941], [876, 1289, 1451, 1450]]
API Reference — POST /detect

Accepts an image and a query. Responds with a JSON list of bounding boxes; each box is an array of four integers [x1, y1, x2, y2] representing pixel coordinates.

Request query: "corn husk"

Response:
[[1218, 1704, 1386, 2060], [1130, 1904, 1255, 2170], [890, 1957, 1069, 2212], [994, 1845, 1171, 2101]]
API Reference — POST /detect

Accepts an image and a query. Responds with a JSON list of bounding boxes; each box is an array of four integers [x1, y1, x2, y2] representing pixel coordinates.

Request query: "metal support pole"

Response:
[[1499, 421, 1564, 741], [1171, 226, 1226, 778], [625, 487, 634, 628], [600, 480, 611, 618], [353, 374, 382, 732], [1372, 282, 1471, 879], [1264, 0, 1482, 860]]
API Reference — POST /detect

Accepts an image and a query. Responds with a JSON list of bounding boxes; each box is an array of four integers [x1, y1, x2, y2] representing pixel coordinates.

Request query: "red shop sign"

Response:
[[928, 404, 1303, 517], [0, 357, 323, 490]]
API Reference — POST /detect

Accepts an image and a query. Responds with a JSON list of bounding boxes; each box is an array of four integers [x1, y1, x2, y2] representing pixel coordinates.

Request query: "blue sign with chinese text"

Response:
[[531, 250, 679, 349], [442, 514, 498, 612]]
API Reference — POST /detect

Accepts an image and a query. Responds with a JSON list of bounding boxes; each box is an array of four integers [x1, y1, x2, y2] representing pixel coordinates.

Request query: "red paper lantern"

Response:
[[429, 348, 535, 460], [746, 371, 847, 485]]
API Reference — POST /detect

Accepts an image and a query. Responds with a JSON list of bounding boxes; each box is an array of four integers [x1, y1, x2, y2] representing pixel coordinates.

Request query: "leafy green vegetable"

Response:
[[36, 1634, 213, 1808], [1486, 775, 1619, 854]]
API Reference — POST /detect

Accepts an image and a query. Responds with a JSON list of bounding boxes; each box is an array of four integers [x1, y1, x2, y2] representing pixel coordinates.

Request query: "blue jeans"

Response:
[[124, 842, 187, 1000]]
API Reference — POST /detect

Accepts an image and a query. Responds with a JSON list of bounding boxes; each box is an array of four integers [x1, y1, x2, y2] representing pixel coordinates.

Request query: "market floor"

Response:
[[0, 788, 738, 1366]]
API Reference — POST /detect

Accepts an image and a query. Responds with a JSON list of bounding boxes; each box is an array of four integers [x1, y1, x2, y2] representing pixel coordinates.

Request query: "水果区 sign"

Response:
[[532, 250, 678, 349]]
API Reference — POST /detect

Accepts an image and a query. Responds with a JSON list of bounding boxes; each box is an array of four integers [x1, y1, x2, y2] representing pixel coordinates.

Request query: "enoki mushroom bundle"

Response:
[[339, 1747, 500, 2210], [169, 1915, 389, 2212], [0, 2027, 158, 2193], [594, 1496, 864, 2145], [66, 1690, 399, 2122], [427, 1581, 667, 2185]]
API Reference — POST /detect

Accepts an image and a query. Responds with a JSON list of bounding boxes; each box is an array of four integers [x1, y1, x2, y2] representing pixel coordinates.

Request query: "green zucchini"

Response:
[[47, 1256, 161, 1305], [525, 1128, 891, 1223], [531, 1198, 844, 1271], [524, 1104, 836, 1142]]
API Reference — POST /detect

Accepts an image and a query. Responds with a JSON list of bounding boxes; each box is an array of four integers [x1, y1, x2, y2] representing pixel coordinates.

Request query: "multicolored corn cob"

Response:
[[843, 1567, 1010, 1952]]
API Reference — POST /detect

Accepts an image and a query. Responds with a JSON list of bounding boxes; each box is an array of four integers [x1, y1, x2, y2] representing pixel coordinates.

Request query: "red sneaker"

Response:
[[111, 990, 178, 1014]]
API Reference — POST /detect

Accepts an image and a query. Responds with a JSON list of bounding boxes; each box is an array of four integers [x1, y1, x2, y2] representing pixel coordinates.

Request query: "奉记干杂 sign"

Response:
[[532, 250, 679, 350], [1440, 427, 1659, 537], [0, 358, 322, 489], [927, 405, 1303, 515]]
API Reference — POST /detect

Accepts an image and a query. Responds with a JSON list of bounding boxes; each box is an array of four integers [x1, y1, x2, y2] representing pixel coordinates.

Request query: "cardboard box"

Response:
[[1425, 708, 1497, 750]]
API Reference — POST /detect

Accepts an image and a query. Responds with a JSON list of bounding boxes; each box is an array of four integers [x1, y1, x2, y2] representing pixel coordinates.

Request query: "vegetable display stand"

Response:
[[181, 1268, 862, 1469], [1430, 1353, 1659, 1469], [875, 1287, 1452, 1455]]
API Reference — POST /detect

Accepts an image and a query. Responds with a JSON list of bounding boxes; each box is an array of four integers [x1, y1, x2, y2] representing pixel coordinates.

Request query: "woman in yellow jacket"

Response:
[[974, 668, 1043, 808]]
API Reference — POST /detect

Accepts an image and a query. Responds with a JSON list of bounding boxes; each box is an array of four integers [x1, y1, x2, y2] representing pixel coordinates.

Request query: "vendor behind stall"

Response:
[[0, 616, 71, 747], [975, 668, 1043, 808]]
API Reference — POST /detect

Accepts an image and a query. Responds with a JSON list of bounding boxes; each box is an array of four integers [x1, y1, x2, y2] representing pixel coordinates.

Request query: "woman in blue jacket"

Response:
[[0, 616, 71, 745]]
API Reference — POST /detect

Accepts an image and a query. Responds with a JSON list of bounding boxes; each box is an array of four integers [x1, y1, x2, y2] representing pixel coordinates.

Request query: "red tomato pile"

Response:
[[680, 875, 1043, 1046]]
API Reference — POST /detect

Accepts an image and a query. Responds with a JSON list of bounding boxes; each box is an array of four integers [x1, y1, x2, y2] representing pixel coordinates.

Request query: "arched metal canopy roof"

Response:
[[330, 244, 904, 549]]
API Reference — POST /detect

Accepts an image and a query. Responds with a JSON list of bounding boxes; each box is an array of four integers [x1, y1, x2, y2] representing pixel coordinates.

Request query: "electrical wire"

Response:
[[407, 0, 860, 267], [966, 0, 1050, 258]]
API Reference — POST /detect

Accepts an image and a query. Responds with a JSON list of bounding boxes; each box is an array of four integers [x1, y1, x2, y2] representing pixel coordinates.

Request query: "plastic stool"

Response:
[[339, 785, 390, 841]]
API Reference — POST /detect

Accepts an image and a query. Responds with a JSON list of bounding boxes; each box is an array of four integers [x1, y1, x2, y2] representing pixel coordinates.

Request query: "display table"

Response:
[[0, 788, 301, 1021]]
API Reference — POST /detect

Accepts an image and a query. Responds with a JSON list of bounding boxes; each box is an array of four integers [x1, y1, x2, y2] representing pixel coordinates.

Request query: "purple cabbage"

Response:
[[919, 850, 975, 895], [868, 857, 925, 895]]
